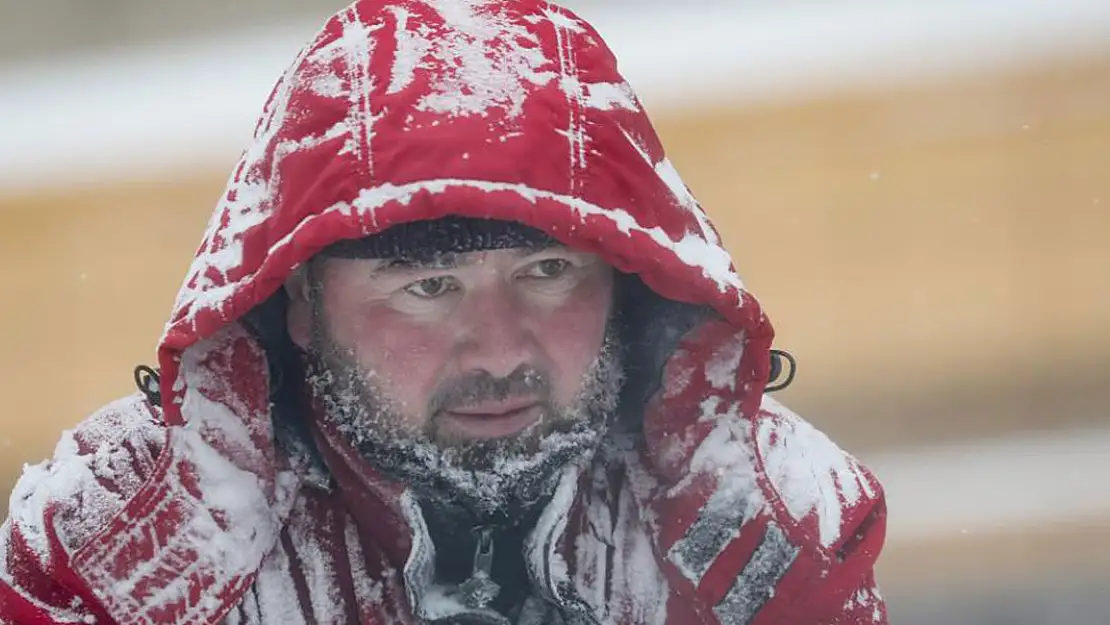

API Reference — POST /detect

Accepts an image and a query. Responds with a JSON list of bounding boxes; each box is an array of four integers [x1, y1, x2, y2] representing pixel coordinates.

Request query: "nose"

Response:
[[453, 282, 538, 379]]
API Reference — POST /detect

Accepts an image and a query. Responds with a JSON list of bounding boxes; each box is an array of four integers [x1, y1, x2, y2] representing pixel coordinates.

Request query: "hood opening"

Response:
[[236, 261, 715, 470], [614, 273, 716, 433]]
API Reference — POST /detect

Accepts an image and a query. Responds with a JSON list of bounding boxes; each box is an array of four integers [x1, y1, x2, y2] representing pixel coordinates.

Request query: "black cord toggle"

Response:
[[133, 364, 162, 406], [765, 349, 797, 392]]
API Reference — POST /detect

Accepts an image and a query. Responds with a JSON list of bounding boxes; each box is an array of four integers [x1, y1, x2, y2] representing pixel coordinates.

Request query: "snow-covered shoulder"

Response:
[[753, 395, 883, 553], [3, 393, 167, 561]]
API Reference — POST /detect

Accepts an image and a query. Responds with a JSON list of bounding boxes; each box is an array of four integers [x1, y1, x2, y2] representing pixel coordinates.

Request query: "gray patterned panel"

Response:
[[713, 522, 799, 625]]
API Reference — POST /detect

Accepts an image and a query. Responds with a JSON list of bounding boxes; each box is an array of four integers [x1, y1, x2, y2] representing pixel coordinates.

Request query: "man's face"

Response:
[[285, 242, 621, 513]]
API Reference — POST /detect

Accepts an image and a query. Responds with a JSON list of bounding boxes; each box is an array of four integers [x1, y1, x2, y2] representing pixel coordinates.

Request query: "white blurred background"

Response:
[[1, 1, 1109, 622]]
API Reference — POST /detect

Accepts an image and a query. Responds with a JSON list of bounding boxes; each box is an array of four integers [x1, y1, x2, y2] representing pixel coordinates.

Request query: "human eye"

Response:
[[521, 258, 571, 280], [402, 276, 459, 299]]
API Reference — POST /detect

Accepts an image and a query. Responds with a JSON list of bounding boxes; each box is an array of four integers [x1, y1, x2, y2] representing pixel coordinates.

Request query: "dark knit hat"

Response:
[[322, 217, 558, 261]]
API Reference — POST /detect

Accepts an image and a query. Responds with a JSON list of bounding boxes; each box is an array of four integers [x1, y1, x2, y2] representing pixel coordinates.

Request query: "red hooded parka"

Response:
[[0, 1, 887, 623]]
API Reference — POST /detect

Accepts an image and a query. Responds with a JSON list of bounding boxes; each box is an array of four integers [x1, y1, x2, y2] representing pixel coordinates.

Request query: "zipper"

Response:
[[459, 526, 501, 610]]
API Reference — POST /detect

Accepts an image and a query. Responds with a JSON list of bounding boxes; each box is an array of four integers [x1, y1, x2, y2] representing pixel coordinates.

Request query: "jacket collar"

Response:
[[309, 411, 596, 622]]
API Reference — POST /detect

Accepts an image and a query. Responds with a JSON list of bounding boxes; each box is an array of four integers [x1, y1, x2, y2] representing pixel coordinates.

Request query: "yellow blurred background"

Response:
[[1, 1, 1108, 622]]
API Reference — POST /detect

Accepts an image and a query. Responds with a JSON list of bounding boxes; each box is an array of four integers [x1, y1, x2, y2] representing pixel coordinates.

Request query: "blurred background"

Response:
[[1, 0, 1108, 622]]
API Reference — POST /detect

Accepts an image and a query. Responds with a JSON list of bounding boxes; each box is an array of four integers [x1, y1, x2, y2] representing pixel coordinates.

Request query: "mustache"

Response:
[[428, 366, 553, 415]]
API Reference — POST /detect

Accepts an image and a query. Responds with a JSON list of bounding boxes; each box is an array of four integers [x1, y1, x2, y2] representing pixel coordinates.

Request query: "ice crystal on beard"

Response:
[[305, 325, 624, 519]]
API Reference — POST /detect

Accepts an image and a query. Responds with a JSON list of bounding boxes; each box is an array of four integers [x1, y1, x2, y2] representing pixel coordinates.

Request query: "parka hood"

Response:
[[158, 0, 773, 425]]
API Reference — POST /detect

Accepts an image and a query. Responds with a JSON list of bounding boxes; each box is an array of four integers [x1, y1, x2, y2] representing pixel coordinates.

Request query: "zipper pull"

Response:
[[473, 526, 495, 577], [459, 526, 500, 609]]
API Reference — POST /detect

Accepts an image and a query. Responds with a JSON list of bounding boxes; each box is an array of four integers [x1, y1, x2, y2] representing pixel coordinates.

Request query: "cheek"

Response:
[[325, 299, 451, 418], [532, 279, 613, 402]]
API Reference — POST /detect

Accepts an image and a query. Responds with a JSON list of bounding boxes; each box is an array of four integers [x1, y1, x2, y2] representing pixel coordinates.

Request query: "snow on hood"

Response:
[[156, 0, 772, 426]]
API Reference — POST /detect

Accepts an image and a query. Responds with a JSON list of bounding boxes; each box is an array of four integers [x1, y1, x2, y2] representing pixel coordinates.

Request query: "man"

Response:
[[0, 1, 888, 623]]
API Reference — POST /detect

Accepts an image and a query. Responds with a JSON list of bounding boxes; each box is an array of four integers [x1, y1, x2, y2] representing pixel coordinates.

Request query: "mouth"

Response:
[[439, 400, 542, 439]]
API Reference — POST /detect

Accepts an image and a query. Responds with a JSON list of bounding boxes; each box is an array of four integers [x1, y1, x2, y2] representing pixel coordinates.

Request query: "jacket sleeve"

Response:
[[639, 319, 889, 625], [0, 395, 165, 625]]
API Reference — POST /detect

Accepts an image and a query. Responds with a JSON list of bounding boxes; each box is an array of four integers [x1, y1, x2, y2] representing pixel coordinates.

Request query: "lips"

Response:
[[439, 400, 542, 439]]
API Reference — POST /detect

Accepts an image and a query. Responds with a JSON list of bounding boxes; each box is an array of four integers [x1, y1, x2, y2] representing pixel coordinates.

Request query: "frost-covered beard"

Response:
[[304, 313, 624, 523]]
